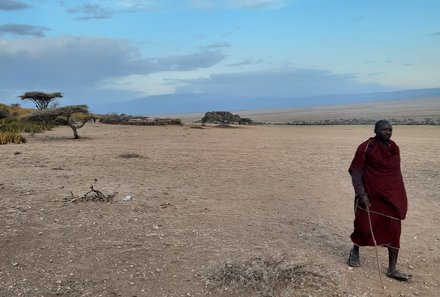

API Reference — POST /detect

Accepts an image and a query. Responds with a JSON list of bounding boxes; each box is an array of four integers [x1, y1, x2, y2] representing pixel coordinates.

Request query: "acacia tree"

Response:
[[19, 91, 63, 110], [23, 105, 90, 139]]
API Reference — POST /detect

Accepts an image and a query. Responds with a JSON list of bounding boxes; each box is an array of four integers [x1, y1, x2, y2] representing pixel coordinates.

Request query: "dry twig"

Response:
[[63, 185, 118, 203]]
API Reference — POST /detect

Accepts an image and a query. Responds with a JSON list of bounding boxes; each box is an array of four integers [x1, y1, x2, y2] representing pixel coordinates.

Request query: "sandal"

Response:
[[348, 248, 360, 267], [386, 270, 412, 282]]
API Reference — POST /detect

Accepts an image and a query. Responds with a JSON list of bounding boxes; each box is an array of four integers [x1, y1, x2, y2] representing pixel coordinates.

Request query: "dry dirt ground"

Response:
[[1, 123, 439, 297]]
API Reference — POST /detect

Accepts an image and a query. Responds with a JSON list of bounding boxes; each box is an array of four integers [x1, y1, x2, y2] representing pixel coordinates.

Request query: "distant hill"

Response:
[[94, 87, 440, 117]]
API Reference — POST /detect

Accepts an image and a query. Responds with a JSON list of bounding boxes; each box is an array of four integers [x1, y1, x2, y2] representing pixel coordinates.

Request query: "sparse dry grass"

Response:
[[203, 254, 339, 297], [0, 131, 27, 144]]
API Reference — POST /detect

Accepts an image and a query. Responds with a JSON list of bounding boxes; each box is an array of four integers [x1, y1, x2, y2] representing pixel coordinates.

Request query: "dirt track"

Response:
[[1, 123, 439, 296]]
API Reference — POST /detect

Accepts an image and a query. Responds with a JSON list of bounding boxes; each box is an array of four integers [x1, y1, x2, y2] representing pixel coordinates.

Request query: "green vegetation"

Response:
[[2, 91, 89, 142], [0, 103, 53, 144], [0, 118, 52, 133], [22, 105, 90, 139]]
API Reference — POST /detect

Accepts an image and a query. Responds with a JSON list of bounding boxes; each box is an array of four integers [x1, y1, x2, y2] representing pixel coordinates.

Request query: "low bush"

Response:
[[0, 108, 9, 119]]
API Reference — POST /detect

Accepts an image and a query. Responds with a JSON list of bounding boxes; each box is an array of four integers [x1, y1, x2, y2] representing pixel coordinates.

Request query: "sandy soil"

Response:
[[0, 123, 439, 297]]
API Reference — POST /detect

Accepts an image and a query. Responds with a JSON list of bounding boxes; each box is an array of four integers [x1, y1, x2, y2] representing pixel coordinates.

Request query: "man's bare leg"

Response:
[[386, 247, 412, 281], [348, 244, 360, 267]]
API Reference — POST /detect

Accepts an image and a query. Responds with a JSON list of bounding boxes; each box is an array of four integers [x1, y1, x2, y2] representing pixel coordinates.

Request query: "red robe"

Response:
[[349, 137, 408, 248]]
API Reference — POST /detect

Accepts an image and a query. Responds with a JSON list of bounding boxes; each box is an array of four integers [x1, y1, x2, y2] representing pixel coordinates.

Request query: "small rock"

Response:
[[12, 262, 18, 266], [55, 280, 62, 285], [123, 195, 133, 201], [38, 232, 43, 235]]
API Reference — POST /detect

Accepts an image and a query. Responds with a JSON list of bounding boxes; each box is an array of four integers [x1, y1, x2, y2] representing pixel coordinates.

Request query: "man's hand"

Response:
[[358, 193, 370, 207]]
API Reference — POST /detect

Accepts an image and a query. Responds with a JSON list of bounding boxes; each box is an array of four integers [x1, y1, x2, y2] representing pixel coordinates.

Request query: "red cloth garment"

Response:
[[349, 137, 408, 248]]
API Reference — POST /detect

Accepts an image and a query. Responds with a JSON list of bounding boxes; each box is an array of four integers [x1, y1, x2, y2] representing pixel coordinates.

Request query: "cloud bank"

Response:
[[0, 0, 31, 11], [175, 68, 387, 98], [0, 36, 227, 104], [0, 36, 226, 88]]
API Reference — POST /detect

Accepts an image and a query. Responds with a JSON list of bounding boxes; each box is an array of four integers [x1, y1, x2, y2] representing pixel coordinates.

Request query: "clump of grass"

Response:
[[203, 254, 338, 297], [0, 131, 27, 144]]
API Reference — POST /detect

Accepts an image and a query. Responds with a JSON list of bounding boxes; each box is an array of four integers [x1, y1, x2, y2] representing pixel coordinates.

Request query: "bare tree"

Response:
[[19, 91, 63, 110], [22, 105, 90, 139]]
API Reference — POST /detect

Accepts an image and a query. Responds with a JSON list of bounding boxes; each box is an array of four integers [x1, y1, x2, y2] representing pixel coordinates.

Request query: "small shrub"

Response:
[[0, 108, 9, 119]]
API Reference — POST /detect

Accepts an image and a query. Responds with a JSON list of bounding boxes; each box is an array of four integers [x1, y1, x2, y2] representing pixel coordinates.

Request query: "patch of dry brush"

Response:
[[63, 185, 118, 203], [203, 254, 339, 297]]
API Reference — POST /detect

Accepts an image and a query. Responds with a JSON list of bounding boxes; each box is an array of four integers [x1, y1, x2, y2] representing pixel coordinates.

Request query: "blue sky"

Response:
[[0, 0, 439, 113]]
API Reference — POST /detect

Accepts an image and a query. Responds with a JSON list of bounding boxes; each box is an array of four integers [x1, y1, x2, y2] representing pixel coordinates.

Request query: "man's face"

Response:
[[376, 123, 392, 142]]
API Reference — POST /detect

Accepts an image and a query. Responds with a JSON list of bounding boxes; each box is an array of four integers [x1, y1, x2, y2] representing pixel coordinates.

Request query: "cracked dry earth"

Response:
[[0, 123, 439, 297]]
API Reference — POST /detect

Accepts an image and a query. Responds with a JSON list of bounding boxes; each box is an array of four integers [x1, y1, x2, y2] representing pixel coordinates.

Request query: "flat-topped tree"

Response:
[[23, 105, 90, 139], [19, 91, 63, 110]]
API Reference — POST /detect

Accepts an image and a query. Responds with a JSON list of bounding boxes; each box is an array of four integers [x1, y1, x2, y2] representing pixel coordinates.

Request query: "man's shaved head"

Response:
[[374, 119, 391, 134]]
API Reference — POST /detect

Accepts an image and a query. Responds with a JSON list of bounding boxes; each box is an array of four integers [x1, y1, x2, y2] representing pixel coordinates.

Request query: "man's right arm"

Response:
[[351, 168, 369, 206]]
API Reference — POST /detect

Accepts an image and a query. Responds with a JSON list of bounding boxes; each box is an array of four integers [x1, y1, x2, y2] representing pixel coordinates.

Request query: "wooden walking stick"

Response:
[[365, 203, 385, 289]]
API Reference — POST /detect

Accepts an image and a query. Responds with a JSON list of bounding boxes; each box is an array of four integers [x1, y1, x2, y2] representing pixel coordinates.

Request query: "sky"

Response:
[[0, 0, 439, 114]]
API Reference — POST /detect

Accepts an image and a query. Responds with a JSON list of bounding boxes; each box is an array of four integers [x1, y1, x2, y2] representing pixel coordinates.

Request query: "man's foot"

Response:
[[386, 270, 412, 282], [348, 248, 360, 267]]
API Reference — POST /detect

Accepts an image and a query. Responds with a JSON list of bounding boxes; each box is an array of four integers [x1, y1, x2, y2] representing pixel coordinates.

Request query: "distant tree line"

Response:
[[284, 118, 440, 126], [99, 114, 182, 126]]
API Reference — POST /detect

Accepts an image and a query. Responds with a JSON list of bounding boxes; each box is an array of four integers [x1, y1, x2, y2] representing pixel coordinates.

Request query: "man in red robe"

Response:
[[348, 120, 411, 281]]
